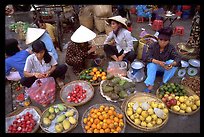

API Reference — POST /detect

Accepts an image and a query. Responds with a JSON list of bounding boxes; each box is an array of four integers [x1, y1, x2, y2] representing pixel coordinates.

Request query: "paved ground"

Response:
[[5, 8, 200, 133]]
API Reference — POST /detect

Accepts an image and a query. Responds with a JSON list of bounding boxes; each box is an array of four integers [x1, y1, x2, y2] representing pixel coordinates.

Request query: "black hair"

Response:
[[35, 18, 45, 28], [32, 40, 52, 63], [5, 38, 20, 56], [158, 26, 173, 37]]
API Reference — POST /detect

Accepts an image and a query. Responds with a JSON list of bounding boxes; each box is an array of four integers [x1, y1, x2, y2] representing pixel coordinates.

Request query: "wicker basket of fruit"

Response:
[[156, 82, 200, 115], [121, 92, 169, 132], [6, 106, 42, 133], [60, 80, 94, 107], [79, 67, 107, 86], [81, 103, 126, 133], [40, 103, 78, 133], [100, 75, 136, 102], [181, 76, 200, 96]]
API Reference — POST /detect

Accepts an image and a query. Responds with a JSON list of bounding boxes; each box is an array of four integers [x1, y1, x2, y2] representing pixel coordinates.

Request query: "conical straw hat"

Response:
[[107, 15, 128, 28], [71, 25, 96, 43], [25, 28, 46, 45]]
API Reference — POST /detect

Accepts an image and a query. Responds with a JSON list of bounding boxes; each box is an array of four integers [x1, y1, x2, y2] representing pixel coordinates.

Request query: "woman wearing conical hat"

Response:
[[65, 25, 97, 74], [103, 15, 136, 63], [25, 27, 58, 61]]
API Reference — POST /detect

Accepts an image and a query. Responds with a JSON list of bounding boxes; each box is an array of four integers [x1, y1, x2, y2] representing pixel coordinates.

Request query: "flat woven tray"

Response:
[[121, 92, 169, 132], [40, 103, 78, 133], [6, 106, 42, 133], [60, 80, 94, 107], [81, 103, 126, 133], [156, 85, 200, 116], [181, 76, 200, 96]]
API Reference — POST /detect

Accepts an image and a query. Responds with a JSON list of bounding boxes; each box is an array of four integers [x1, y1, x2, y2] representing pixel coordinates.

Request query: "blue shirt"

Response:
[[5, 50, 30, 78], [40, 32, 58, 61]]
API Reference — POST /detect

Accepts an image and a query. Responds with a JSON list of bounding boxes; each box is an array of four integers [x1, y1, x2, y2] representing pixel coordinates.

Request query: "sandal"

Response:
[[143, 88, 152, 93]]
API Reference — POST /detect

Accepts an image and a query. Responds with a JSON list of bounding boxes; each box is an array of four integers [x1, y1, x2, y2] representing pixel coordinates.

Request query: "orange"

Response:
[[103, 114, 109, 119], [119, 122, 124, 127], [116, 127, 122, 132], [99, 129, 105, 133], [118, 114, 123, 119], [104, 128, 111, 133], [106, 119, 112, 124], [92, 67, 98, 72], [96, 112, 101, 116], [113, 122, 119, 127], [89, 72, 94, 76], [100, 105, 105, 109], [108, 110, 113, 116], [99, 115, 104, 120], [104, 106, 109, 112], [102, 123, 108, 129], [101, 72, 106, 76], [90, 118, 94, 124], [114, 117, 119, 123], [109, 106, 115, 111], [109, 123, 114, 129], [94, 119, 100, 125], [90, 108, 95, 114], [96, 74, 102, 78], [101, 76, 107, 80], [87, 121, 92, 126], [92, 76, 97, 81], [93, 129, 99, 133], [83, 118, 88, 124], [91, 123, 97, 129], [99, 107, 104, 112], [85, 125, 90, 130], [86, 129, 92, 133], [96, 124, 102, 130], [96, 71, 100, 75]]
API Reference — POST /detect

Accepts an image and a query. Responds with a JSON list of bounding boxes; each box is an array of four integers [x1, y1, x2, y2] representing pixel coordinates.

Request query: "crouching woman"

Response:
[[20, 40, 67, 88]]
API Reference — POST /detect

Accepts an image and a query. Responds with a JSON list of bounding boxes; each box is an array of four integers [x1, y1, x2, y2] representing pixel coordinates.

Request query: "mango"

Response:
[[55, 123, 64, 133], [69, 117, 77, 125], [65, 109, 75, 117], [62, 119, 71, 130], [48, 113, 56, 120], [43, 117, 51, 126], [49, 107, 55, 113], [58, 104, 66, 111], [55, 108, 60, 114], [57, 114, 66, 123]]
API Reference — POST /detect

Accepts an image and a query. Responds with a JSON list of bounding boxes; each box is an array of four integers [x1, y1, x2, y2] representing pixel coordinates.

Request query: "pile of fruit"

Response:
[[41, 104, 78, 133], [126, 100, 168, 129], [157, 83, 200, 114], [67, 85, 87, 103], [7, 112, 37, 133], [82, 104, 125, 133], [101, 75, 135, 101], [79, 67, 107, 85]]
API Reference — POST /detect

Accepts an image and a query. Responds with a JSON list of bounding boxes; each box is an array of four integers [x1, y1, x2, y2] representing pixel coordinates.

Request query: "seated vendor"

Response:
[[143, 26, 181, 92], [5, 38, 31, 81], [103, 15, 136, 64], [65, 25, 97, 74]]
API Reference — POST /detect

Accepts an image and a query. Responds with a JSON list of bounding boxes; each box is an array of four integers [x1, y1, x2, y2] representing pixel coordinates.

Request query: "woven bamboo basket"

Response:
[[39, 103, 79, 133], [81, 103, 126, 133], [181, 76, 200, 96], [60, 80, 94, 106], [156, 85, 200, 116], [121, 92, 169, 132], [94, 16, 108, 33], [176, 42, 198, 59], [6, 106, 42, 133]]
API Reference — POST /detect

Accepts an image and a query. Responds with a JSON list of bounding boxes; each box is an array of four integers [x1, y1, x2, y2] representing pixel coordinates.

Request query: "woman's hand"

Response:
[[118, 54, 125, 61], [163, 64, 173, 70], [88, 45, 97, 54], [34, 72, 46, 79]]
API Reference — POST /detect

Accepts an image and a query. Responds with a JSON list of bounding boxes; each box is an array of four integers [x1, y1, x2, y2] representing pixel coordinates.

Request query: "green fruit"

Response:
[[58, 104, 66, 111], [55, 108, 60, 114], [57, 114, 66, 123], [44, 111, 50, 118], [65, 109, 75, 117]]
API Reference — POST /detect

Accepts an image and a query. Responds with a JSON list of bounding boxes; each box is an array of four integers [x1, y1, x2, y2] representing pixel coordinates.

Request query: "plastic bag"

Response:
[[25, 77, 56, 107], [107, 61, 127, 77]]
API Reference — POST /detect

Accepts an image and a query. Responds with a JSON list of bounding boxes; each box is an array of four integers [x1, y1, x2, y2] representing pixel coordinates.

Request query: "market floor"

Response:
[[5, 12, 200, 133]]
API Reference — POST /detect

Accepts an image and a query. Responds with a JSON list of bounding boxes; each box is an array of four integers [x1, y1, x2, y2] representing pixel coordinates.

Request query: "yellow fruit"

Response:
[[179, 96, 185, 103], [141, 121, 147, 127], [180, 103, 187, 110], [101, 76, 107, 80], [195, 100, 200, 107], [101, 72, 106, 76], [145, 116, 152, 123], [83, 118, 88, 124], [127, 110, 133, 116], [92, 76, 97, 81], [179, 110, 185, 113], [134, 118, 141, 125], [139, 115, 145, 121], [147, 108, 154, 115], [151, 120, 156, 126], [89, 72, 95, 76], [151, 102, 158, 108], [130, 115, 135, 120], [162, 108, 169, 114], [172, 105, 180, 112], [128, 102, 134, 108], [151, 114, 158, 121], [147, 122, 153, 128], [185, 106, 192, 113], [133, 113, 140, 119], [141, 111, 148, 118], [156, 118, 163, 125], [185, 100, 193, 107], [136, 107, 142, 114], [191, 104, 198, 111], [193, 95, 200, 101], [175, 96, 179, 100], [92, 67, 98, 72]]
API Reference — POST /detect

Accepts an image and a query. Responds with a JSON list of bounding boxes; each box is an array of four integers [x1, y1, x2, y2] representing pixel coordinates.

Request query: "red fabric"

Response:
[[152, 20, 163, 31]]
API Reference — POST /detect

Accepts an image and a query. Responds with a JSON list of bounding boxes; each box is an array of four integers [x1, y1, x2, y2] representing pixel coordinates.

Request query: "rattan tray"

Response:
[[156, 85, 200, 115], [121, 92, 169, 132], [60, 80, 94, 107], [181, 76, 200, 96], [99, 76, 133, 103], [81, 103, 126, 133], [40, 103, 78, 133], [6, 106, 42, 133]]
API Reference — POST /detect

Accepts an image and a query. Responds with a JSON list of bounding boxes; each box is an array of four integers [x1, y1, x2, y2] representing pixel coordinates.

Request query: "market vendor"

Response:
[[35, 19, 61, 51], [25, 27, 58, 61], [20, 40, 67, 88], [103, 15, 136, 63], [65, 25, 97, 74], [144, 26, 181, 93], [5, 38, 31, 81]]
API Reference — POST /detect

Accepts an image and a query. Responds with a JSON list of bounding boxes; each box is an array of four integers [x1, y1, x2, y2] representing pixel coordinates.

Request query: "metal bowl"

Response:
[[187, 67, 198, 76], [180, 60, 189, 68], [131, 61, 144, 69], [177, 69, 186, 78], [188, 59, 200, 67]]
